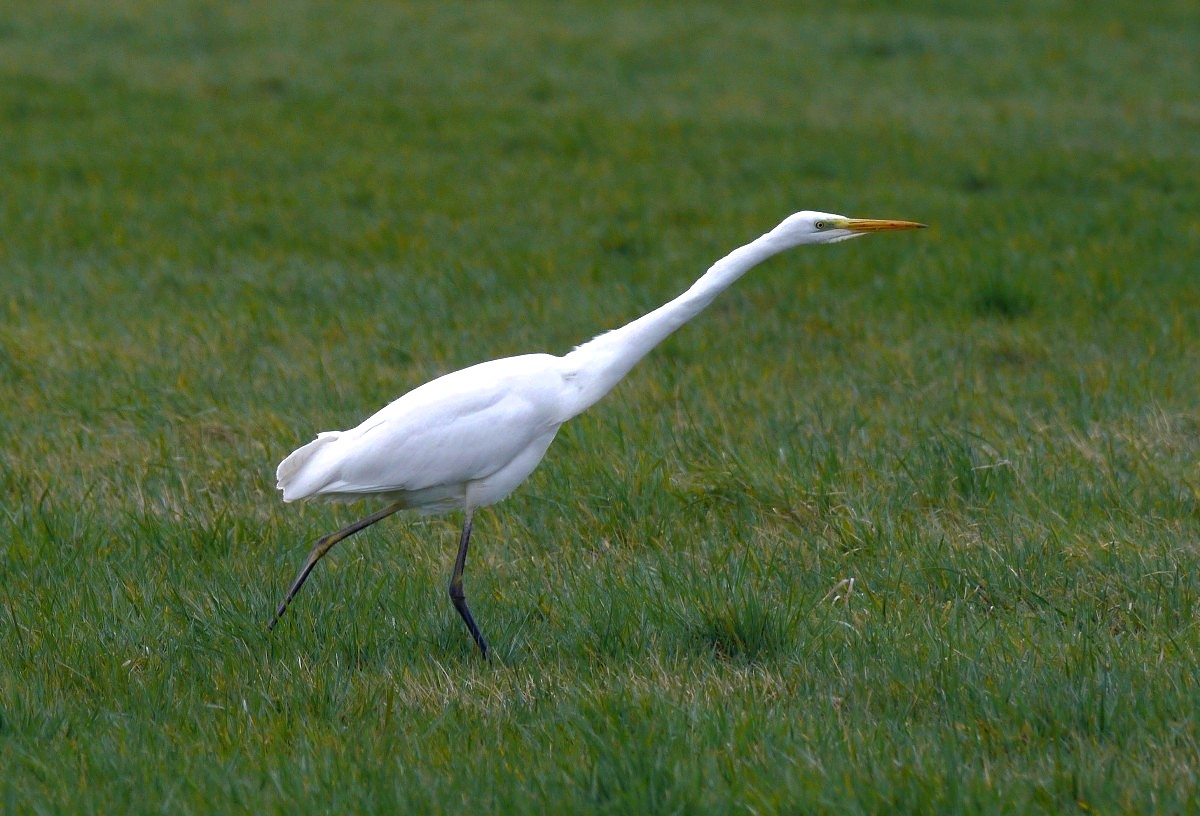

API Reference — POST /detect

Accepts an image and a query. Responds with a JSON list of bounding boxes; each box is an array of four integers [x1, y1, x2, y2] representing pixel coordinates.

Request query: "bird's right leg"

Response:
[[268, 502, 405, 629], [448, 512, 490, 660]]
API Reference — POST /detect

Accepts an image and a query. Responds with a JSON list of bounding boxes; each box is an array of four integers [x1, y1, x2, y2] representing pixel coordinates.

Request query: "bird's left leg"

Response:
[[268, 501, 405, 629], [448, 512, 490, 659]]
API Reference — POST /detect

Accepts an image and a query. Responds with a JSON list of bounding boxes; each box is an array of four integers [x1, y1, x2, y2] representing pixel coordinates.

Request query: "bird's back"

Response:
[[276, 353, 570, 511]]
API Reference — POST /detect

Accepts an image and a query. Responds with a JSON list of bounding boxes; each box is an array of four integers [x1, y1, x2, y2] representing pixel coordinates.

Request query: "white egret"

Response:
[[269, 211, 925, 658]]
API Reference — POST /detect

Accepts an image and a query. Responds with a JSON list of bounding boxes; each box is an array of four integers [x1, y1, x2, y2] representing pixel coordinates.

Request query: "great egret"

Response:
[[269, 211, 925, 658]]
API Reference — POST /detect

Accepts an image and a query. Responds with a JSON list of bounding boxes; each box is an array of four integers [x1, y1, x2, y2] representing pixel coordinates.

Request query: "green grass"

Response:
[[3, 0, 1200, 812]]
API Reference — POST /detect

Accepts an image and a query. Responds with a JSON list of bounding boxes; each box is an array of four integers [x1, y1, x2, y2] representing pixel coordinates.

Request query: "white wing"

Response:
[[277, 354, 568, 510]]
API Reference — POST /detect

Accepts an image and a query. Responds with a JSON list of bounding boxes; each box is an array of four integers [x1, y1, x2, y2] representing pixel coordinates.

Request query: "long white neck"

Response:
[[557, 229, 796, 419]]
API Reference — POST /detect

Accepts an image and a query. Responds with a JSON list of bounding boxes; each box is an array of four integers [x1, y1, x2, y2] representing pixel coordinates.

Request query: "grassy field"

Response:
[[3, 0, 1200, 812]]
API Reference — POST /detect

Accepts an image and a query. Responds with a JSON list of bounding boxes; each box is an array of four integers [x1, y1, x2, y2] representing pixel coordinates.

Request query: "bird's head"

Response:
[[768, 210, 927, 247]]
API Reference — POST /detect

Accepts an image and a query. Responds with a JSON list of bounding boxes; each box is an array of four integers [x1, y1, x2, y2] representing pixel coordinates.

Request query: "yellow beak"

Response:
[[840, 218, 927, 232]]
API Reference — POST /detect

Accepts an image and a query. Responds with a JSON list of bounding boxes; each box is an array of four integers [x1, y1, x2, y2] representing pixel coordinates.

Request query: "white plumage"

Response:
[[278, 355, 568, 510]]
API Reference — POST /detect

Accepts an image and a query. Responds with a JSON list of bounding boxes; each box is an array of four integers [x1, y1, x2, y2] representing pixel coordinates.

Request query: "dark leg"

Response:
[[448, 512, 490, 659], [268, 502, 405, 629]]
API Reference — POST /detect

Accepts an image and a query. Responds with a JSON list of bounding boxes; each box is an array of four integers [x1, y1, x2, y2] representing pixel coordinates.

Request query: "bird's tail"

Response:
[[276, 431, 343, 502]]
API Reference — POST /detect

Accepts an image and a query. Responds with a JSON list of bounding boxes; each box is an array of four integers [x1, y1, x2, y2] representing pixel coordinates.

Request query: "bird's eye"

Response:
[[815, 220, 828, 230]]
